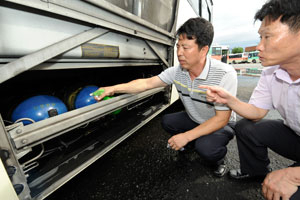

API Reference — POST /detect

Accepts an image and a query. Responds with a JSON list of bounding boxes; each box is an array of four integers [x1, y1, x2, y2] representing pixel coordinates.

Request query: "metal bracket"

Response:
[[146, 40, 170, 69], [0, 115, 31, 199], [6, 123, 24, 139]]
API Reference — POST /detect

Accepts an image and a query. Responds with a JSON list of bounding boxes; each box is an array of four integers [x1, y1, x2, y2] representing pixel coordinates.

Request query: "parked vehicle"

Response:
[[228, 52, 249, 64], [248, 50, 260, 63], [210, 45, 229, 63]]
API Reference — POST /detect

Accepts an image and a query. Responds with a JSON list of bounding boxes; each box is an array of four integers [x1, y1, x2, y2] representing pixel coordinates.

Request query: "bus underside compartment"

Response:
[[25, 91, 166, 199], [0, 65, 166, 125], [0, 65, 171, 199]]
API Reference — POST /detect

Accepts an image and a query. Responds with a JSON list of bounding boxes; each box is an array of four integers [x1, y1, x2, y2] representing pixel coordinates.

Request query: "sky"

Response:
[[212, 0, 268, 49]]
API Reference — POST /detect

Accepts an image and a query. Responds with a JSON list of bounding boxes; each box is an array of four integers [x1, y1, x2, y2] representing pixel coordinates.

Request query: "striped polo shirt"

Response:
[[158, 56, 237, 124]]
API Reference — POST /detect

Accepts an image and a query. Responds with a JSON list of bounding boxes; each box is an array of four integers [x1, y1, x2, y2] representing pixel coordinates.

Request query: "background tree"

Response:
[[231, 47, 244, 54]]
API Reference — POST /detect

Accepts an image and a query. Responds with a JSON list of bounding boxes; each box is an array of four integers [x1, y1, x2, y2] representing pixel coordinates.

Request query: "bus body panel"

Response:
[[228, 52, 249, 64], [248, 50, 260, 63], [0, 160, 19, 200], [210, 45, 229, 63], [0, 0, 213, 199]]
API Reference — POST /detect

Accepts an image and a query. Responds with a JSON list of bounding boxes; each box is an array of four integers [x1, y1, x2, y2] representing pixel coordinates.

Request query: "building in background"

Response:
[[245, 45, 257, 52]]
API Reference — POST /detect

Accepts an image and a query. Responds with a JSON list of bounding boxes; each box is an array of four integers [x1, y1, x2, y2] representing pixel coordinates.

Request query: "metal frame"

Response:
[[0, 116, 31, 200], [84, 0, 173, 37], [1, 0, 176, 79], [0, 28, 108, 84], [0, 159, 19, 200], [146, 41, 170, 68], [5, 0, 174, 45], [32, 103, 170, 200], [8, 88, 165, 150], [0, 60, 161, 70]]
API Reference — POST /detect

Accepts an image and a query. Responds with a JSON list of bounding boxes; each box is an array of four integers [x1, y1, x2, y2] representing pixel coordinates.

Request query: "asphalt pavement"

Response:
[[46, 70, 293, 200]]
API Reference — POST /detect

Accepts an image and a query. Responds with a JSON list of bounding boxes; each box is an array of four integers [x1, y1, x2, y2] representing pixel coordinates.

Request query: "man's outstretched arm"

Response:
[[199, 85, 268, 121], [94, 76, 167, 101]]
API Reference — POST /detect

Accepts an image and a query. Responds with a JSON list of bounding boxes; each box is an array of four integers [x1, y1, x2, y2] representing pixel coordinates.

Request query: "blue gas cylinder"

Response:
[[11, 95, 68, 125], [74, 85, 99, 109]]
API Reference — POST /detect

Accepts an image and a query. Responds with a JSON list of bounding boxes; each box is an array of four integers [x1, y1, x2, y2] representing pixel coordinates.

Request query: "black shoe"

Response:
[[229, 169, 250, 179], [213, 163, 227, 177], [229, 166, 272, 180]]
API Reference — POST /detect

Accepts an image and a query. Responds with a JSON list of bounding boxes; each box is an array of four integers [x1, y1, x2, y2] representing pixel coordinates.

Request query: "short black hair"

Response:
[[176, 17, 214, 49], [255, 0, 300, 32]]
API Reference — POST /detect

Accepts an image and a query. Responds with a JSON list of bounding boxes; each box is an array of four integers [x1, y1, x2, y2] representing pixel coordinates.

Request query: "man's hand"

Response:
[[262, 168, 299, 200], [93, 86, 115, 101], [198, 85, 233, 105], [168, 133, 189, 151]]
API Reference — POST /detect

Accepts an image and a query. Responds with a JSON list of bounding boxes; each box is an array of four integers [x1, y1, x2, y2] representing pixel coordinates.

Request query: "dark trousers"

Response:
[[235, 119, 300, 200], [161, 111, 235, 165]]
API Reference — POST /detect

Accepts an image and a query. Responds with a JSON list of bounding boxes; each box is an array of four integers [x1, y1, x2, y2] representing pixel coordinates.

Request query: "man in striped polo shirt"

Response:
[[94, 17, 238, 177]]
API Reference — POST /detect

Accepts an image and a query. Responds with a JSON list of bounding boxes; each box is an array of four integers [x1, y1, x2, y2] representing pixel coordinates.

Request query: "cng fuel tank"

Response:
[[11, 95, 68, 125]]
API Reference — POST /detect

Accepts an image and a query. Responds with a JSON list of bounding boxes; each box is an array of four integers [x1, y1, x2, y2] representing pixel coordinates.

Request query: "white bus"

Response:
[[248, 50, 260, 63], [228, 52, 249, 64], [210, 45, 230, 63], [0, 1, 213, 199]]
